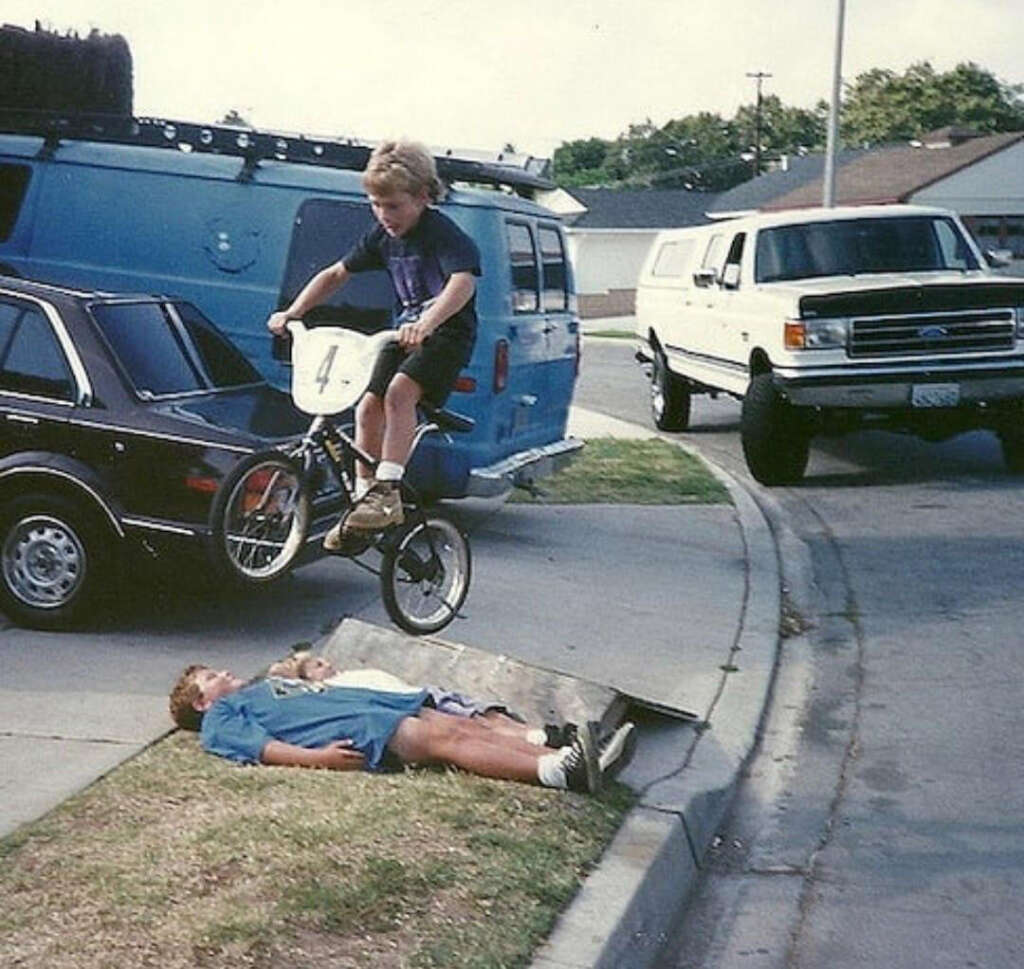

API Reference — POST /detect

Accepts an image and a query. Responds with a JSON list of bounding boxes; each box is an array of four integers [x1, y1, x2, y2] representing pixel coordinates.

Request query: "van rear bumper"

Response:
[[467, 437, 584, 497]]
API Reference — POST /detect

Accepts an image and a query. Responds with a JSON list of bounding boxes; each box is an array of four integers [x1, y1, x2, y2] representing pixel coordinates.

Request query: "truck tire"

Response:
[[997, 425, 1024, 473], [650, 352, 691, 431], [741, 373, 810, 485]]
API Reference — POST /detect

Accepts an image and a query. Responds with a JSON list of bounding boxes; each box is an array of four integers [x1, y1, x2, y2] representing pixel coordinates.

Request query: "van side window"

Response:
[[538, 225, 568, 312], [507, 222, 539, 313], [0, 164, 31, 242], [652, 240, 694, 279], [281, 199, 393, 333], [0, 303, 74, 401]]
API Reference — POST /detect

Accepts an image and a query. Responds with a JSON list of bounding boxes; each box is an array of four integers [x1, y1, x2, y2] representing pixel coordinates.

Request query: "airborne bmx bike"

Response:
[[211, 321, 473, 634]]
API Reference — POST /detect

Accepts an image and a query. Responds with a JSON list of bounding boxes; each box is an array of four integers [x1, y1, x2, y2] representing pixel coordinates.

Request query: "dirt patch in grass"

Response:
[[0, 731, 633, 969], [511, 437, 729, 505]]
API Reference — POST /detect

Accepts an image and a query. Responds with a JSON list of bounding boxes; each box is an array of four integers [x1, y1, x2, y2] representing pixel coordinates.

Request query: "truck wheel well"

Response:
[[749, 349, 772, 377]]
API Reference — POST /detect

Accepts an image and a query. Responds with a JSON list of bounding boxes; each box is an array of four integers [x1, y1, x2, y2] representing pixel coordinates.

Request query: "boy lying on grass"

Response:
[[169, 661, 636, 795]]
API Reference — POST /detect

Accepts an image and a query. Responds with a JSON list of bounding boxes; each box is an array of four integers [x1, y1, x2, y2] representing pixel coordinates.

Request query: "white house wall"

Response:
[[910, 141, 1024, 215], [566, 229, 658, 293]]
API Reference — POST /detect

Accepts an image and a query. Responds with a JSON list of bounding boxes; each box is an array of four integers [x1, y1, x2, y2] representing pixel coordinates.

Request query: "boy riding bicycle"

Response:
[[267, 140, 480, 550]]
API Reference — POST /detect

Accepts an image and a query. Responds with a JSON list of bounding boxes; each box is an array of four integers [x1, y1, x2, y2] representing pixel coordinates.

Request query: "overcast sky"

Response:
[[5, 0, 1022, 158]]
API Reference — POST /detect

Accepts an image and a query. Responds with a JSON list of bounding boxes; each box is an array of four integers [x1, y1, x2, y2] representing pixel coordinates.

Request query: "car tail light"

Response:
[[493, 339, 509, 393], [185, 475, 219, 494]]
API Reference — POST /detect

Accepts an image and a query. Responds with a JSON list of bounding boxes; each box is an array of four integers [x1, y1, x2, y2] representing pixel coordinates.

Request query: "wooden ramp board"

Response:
[[319, 619, 698, 732]]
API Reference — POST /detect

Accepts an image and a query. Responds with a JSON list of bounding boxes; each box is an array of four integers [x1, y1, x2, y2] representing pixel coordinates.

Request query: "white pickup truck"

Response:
[[634, 204, 1024, 484]]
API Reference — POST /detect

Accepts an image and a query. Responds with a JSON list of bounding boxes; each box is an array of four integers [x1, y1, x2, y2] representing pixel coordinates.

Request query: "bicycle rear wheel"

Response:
[[380, 515, 470, 634], [211, 452, 310, 583]]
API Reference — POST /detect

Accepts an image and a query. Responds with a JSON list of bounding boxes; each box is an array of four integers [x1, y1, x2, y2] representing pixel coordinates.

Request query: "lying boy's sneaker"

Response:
[[543, 721, 578, 749], [598, 721, 637, 777], [343, 480, 404, 531], [559, 721, 601, 795]]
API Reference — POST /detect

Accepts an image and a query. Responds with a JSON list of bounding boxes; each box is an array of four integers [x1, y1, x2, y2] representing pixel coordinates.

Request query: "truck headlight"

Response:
[[784, 318, 849, 350]]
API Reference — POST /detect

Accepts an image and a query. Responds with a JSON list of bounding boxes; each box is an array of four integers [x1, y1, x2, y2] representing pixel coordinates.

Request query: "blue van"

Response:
[[0, 113, 581, 497]]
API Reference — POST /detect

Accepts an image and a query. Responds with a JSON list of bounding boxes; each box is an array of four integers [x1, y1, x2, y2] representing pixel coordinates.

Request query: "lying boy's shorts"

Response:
[[367, 326, 475, 407]]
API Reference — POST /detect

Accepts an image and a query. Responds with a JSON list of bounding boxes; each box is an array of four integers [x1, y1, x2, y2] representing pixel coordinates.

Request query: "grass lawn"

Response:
[[511, 436, 730, 505], [0, 433, 723, 969], [0, 732, 632, 969]]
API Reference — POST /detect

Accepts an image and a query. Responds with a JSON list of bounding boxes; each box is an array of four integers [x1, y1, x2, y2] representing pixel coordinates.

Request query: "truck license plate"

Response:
[[911, 383, 960, 408]]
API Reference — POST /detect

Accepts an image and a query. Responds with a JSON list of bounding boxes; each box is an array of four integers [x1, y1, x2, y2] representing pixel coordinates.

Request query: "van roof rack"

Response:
[[0, 109, 554, 196]]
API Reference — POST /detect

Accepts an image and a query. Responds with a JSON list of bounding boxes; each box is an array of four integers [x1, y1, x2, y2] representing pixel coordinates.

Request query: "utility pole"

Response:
[[823, 0, 846, 207], [746, 70, 772, 176]]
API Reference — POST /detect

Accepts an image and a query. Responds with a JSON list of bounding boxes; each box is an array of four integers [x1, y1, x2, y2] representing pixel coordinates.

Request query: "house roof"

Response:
[[763, 130, 1024, 210], [706, 149, 871, 217], [563, 188, 717, 229]]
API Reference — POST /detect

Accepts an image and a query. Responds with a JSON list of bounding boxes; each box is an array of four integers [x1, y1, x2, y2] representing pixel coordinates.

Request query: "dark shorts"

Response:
[[367, 327, 475, 407]]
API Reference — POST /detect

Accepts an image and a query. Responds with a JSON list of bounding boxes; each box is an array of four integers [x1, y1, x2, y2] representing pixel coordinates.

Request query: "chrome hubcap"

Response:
[[3, 515, 86, 608]]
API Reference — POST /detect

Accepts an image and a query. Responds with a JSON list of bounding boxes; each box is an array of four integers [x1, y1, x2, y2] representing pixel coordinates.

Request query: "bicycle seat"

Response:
[[420, 402, 475, 433]]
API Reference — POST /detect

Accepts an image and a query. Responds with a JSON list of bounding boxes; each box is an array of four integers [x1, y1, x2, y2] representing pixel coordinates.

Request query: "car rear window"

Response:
[[90, 301, 260, 397]]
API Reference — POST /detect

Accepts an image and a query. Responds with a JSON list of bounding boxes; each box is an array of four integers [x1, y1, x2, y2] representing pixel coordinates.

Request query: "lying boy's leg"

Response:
[[388, 709, 601, 793]]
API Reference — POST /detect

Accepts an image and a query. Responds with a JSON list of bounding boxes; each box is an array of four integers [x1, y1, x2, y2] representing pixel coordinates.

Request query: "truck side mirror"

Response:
[[693, 268, 717, 288], [986, 248, 1013, 268], [721, 263, 741, 290]]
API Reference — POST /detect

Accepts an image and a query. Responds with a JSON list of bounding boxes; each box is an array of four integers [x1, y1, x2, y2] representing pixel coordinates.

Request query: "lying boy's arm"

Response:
[[399, 271, 476, 348], [260, 739, 365, 771]]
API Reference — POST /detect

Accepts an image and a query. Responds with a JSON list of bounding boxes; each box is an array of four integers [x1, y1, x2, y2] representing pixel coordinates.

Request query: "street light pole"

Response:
[[746, 71, 772, 176], [823, 0, 846, 207]]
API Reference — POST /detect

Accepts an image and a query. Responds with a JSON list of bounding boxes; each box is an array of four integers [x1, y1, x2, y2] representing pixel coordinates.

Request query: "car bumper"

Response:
[[466, 437, 584, 497]]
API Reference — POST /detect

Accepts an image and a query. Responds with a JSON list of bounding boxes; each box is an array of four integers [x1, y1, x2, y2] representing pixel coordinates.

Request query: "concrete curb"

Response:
[[532, 417, 787, 969]]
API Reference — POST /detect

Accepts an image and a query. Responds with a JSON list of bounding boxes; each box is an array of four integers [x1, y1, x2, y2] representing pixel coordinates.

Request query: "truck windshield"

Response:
[[90, 301, 262, 397], [755, 216, 980, 283]]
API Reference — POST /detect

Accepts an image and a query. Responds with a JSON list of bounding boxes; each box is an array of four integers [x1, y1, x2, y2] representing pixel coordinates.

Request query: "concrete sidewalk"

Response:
[[0, 405, 789, 969]]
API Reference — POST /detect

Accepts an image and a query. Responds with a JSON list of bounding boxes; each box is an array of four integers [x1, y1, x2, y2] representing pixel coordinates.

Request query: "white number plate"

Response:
[[911, 383, 960, 408]]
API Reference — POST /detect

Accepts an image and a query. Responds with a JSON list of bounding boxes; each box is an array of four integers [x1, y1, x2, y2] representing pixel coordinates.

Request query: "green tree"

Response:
[[841, 61, 1024, 145]]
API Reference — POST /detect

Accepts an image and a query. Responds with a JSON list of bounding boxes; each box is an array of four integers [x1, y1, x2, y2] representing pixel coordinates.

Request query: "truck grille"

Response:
[[849, 309, 1015, 358]]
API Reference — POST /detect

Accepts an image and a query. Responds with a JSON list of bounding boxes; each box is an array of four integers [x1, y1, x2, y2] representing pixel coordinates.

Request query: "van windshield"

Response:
[[754, 216, 980, 283], [90, 301, 262, 397]]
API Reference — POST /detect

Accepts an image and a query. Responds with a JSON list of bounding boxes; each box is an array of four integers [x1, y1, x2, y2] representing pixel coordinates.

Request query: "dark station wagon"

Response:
[[0, 276, 335, 629]]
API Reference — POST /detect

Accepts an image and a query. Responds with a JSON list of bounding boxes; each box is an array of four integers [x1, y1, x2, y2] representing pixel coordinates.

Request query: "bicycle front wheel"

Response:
[[381, 515, 471, 635], [211, 452, 310, 584]]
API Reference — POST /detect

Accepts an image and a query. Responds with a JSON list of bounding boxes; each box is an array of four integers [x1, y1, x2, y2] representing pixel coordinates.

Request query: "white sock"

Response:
[[376, 461, 404, 482], [536, 750, 568, 789], [526, 728, 548, 747], [354, 477, 372, 501]]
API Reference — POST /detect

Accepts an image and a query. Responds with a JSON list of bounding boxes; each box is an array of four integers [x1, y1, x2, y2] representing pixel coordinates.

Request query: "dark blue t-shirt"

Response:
[[200, 677, 429, 771], [343, 207, 481, 339]]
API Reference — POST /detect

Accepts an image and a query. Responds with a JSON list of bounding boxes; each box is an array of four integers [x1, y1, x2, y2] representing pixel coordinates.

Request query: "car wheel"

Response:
[[741, 373, 810, 485], [650, 352, 691, 431], [0, 494, 107, 629]]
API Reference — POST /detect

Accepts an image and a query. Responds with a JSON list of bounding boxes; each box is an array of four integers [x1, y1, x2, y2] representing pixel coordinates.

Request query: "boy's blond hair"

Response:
[[363, 140, 444, 202], [168, 664, 206, 732]]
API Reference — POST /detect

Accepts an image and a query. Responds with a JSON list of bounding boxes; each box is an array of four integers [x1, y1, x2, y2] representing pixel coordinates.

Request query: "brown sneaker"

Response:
[[342, 480, 404, 531], [322, 515, 372, 555]]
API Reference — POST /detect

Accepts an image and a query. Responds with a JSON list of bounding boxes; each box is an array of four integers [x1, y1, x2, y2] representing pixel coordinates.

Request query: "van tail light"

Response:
[[493, 339, 509, 393], [453, 375, 476, 393]]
